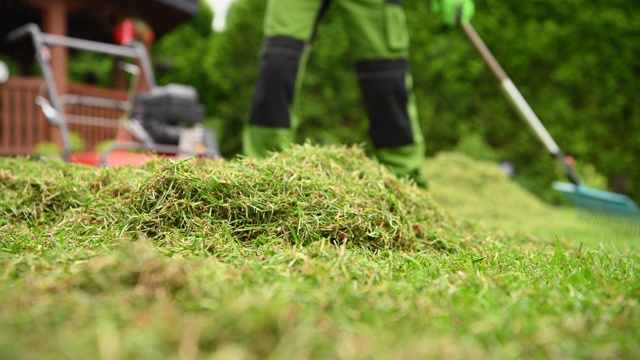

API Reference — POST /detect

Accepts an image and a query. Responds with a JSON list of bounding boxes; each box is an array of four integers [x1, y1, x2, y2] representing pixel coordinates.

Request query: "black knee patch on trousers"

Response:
[[250, 36, 306, 128], [355, 59, 414, 148]]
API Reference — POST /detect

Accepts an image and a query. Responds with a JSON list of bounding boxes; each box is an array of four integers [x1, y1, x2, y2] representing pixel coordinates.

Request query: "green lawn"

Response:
[[423, 152, 639, 250], [1, 145, 638, 359]]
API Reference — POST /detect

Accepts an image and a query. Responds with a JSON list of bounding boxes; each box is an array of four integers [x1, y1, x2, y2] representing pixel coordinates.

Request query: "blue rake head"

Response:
[[552, 181, 640, 217]]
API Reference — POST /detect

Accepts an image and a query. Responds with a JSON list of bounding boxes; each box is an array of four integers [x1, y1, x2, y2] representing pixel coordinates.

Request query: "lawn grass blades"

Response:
[[1, 144, 639, 359], [424, 152, 640, 242], [0, 144, 458, 252]]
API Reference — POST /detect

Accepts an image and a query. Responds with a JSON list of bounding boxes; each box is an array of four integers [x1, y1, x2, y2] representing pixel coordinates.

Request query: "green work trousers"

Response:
[[244, 0, 426, 184]]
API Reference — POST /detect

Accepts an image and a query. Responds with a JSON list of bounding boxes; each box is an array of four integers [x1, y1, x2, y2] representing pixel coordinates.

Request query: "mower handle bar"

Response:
[[6, 23, 40, 43], [7, 23, 156, 87]]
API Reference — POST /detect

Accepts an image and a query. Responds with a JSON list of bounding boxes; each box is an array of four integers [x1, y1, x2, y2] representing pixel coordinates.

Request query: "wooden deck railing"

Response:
[[65, 82, 128, 152], [0, 77, 48, 156], [0, 76, 128, 157]]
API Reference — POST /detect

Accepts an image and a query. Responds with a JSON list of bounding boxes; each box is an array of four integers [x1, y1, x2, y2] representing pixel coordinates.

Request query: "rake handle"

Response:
[[461, 23, 582, 186]]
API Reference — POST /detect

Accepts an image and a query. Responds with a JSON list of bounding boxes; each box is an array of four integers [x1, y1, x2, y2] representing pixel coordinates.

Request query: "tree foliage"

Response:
[[205, 0, 265, 156], [152, 0, 216, 109], [204, 0, 639, 203]]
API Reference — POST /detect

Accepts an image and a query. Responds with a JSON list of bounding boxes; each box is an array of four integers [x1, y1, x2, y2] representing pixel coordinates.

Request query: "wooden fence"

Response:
[[0, 77, 48, 156], [0, 77, 128, 157]]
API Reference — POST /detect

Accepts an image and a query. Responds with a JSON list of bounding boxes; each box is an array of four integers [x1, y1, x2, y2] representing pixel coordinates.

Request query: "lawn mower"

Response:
[[7, 23, 220, 167]]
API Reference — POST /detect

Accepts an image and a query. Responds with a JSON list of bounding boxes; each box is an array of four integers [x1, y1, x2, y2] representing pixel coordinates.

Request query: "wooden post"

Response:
[[42, 0, 68, 97], [25, 0, 70, 147], [43, 0, 68, 148]]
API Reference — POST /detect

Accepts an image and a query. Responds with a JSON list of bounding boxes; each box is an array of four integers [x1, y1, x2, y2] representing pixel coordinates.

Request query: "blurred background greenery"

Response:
[[69, 0, 640, 205]]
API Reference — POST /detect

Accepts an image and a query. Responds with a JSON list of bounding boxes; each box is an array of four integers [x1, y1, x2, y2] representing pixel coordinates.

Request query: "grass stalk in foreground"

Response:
[[0, 145, 638, 359]]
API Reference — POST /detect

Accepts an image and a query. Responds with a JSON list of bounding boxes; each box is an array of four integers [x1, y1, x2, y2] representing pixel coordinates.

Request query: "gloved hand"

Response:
[[431, 0, 475, 26]]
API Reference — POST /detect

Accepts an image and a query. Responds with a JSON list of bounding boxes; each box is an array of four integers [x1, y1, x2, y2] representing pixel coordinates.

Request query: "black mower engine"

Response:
[[132, 84, 204, 145]]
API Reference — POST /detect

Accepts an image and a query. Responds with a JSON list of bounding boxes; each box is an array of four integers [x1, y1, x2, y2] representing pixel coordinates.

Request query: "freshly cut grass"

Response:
[[128, 144, 451, 250], [423, 152, 640, 248], [423, 152, 553, 224], [1, 145, 638, 359], [1, 144, 457, 253]]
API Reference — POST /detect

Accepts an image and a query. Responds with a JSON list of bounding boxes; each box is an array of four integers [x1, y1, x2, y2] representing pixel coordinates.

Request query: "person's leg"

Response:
[[338, 0, 426, 186], [244, 0, 332, 157]]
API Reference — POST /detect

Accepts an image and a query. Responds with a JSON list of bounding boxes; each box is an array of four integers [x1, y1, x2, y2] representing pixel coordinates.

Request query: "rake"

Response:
[[461, 23, 640, 219]]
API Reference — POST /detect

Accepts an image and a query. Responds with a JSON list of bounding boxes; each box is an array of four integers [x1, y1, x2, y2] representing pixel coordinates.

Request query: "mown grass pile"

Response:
[[423, 152, 552, 223], [1, 144, 638, 359], [1, 144, 455, 252], [423, 152, 640, 247]]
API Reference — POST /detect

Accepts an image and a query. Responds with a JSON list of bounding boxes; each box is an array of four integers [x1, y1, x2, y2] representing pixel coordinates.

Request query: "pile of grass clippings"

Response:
[[2, 146, 639, 360], [1, 144, 457, 251], [422, 152, 553, 226], [421, 152, 640, 245]]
